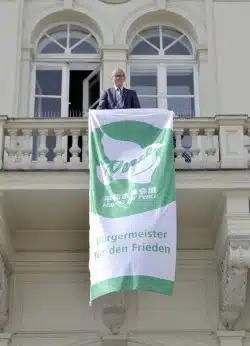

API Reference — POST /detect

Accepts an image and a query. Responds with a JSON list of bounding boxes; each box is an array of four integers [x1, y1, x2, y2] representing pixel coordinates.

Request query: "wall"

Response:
[[8, 251, 218, 346], [2, 0, 250, 119], [5, 0, 208, 117], [1, 0, 250, 345], [0, 1, 23, 117], [214, 2, 250, 115]]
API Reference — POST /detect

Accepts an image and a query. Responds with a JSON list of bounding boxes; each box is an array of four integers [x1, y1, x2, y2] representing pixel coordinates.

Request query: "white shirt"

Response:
[[114, 86, 123, 91]]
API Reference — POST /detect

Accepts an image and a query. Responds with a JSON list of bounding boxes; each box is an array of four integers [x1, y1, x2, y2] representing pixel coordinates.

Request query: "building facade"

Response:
[[0, 1, 250, 346]]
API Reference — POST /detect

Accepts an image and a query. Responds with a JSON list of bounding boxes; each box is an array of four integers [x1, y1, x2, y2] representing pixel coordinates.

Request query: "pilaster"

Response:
[[204, 0, 219, 115], [102, 47, 128, 89], [0, 116, 7, 170], [0, 194, 14, 270], [197, 46, 209, 117], [19, 47, 33, 118], [216, 192, 250, 330]]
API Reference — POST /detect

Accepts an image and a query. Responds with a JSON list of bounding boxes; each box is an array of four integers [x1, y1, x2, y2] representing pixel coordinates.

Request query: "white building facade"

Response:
[[0, 1, 250, 346]]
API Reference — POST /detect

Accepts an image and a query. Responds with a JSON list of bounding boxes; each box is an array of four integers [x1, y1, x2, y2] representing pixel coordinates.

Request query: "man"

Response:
[[97, 68, 141, 109]]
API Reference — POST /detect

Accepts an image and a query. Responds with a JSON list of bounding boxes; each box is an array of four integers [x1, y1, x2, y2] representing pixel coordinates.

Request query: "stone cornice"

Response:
[[2, 171, 250, 191]]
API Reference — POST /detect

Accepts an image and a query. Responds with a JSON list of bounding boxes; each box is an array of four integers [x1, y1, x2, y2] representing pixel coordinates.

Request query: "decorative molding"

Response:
[[3, 170, 250, 192], [196, 46, 208, 61], [219, 239, 249, 330], [91, 291, 128, 335], [13, 250, 214, 274], [216, 194, 250, 330], [21, 47, 34, 61], [102, 302, 126, 334], [92, 291, 137, 336], [13, 252, 89, 273]]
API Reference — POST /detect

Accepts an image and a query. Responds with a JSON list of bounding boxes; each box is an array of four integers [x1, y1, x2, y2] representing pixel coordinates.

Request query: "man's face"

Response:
[[113, 72, 125, 88]]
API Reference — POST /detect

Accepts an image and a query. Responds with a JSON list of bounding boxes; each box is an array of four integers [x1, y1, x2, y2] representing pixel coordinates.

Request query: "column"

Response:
[[101, 46, 128, 90]]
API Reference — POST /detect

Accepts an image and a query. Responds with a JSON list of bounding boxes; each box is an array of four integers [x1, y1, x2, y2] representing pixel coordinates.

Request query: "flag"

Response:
[[89, 108, 176, 302]]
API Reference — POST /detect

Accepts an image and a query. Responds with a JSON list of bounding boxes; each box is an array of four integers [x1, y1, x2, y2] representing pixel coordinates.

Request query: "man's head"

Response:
[[112, 68, 126, 88]]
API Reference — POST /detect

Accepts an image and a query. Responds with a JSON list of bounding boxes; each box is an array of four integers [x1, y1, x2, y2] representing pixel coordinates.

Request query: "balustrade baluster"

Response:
[[69, 129, 81, 168], [82, 131, 88, 165], [189, 128, 201, 168], [21, 129, 32, 169], [174, 129, 185, 168], [53, 129, 65, 168], [37, 129, 49, 165], [5, 129, 18, 168], [205, 129, 216, 156]]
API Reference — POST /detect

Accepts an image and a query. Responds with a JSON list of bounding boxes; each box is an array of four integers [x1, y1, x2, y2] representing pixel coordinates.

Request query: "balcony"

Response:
[[0, 113, 248, 272], [0, 114, 248, 171]]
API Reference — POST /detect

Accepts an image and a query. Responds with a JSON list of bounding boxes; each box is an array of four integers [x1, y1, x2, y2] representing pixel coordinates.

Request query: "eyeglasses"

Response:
[[114, 74, 125, 78]]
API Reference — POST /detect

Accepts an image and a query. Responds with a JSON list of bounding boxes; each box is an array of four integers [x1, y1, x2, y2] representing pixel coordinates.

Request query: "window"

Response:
[[31, 24, 101, 119], [129, 25, 198, 117], [34, 65, 63, 118], [37, 24, 99, 54], [31, 24, 101, 161]]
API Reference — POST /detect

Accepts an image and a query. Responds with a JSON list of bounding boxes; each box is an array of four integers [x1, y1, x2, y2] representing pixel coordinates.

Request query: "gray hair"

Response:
[[112, 68, 125, 77]]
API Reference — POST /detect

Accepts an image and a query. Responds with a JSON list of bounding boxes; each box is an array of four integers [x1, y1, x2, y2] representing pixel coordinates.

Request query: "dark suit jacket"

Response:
[[97, 87, 141, 110]]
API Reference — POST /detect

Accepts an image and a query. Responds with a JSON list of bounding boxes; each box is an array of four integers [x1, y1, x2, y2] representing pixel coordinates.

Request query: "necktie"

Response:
[[116, 88, 123, 108]]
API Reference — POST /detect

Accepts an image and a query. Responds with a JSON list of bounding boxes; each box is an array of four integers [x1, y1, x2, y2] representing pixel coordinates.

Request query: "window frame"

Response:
[[30, 22, 102, 118], [128, 61, 200, 117], [127, 24, 199, 117], [30, 62, 69, 118], [35, 22, 101, 58], [29, 61, 101, 118], [128, 24, 196, 58]]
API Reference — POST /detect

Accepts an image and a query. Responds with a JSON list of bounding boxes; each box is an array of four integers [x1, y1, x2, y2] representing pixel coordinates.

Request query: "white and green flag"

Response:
[[89, 108, 176, 302]]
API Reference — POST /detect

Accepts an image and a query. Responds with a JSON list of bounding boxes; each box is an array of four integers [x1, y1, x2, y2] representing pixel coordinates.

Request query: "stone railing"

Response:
[[0, 114, 248, 170]]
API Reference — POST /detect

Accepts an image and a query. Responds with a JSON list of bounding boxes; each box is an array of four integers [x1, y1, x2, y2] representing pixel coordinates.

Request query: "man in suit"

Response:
[[97, 68, 141, 109]]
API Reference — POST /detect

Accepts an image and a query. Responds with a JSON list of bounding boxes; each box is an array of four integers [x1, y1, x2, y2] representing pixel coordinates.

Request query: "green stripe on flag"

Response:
[[91, 276, 174, 301]]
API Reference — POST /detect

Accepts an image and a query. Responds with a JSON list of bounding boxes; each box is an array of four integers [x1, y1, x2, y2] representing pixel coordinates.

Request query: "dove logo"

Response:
[[96, 134, 164, 185]]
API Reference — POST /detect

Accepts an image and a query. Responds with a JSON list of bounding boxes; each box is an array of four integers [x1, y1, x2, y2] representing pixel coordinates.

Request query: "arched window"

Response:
[[37, 24, 99, 54], [31, 23, 101, 161], [128, 25, 198, 117], [31, 24, 100, 119]]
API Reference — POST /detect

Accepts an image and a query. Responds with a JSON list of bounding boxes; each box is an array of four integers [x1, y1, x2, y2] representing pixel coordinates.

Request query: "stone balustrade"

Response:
[[0, 114, 248, 170]]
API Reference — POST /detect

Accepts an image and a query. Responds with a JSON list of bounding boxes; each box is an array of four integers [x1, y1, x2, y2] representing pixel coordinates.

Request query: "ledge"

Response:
[[1, 170, 250, 191]]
